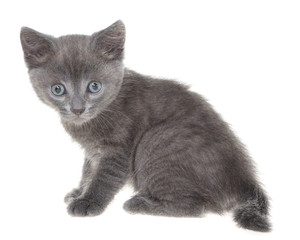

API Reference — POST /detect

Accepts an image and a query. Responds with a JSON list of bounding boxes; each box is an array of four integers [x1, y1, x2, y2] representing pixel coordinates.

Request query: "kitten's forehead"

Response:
[[58, 35, 90, 54], [54, 35, 99, 79]]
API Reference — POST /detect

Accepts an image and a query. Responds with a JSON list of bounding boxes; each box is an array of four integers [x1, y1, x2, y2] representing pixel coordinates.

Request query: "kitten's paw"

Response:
[[67, 198, 104, 217], [64, 188, 82, 204], [123, 195, 152, 214]]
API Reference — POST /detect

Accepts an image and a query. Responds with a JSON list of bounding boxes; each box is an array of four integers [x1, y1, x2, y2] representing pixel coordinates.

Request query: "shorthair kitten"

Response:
[[20, 20, 270, 232]]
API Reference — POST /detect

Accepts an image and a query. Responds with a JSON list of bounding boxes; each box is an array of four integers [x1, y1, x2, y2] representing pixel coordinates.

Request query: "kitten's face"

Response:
[[20, 21, 125, 124]]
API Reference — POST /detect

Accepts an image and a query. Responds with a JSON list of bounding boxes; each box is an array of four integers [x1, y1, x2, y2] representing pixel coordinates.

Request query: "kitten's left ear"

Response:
[[91, 20, 125, 60], [20, 27, 56, 68]]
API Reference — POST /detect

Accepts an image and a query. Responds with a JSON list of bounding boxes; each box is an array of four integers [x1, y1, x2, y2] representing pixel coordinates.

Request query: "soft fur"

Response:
[[20, 20, 271, 232]]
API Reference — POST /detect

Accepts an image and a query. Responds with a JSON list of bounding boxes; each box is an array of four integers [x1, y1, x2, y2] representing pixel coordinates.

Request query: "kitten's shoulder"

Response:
[[123, 68, 151, 84], [122, 68, 205, 112], [123, 68, 189, 92]]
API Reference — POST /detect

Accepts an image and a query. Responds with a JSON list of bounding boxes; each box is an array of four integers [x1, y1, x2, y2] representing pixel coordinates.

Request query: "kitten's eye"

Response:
[[88, 81, 102, 93], [51, 84, 65, 96]]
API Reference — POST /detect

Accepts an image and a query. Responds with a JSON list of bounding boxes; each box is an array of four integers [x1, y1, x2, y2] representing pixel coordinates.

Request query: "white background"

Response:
[[1, 0, 299, 239]]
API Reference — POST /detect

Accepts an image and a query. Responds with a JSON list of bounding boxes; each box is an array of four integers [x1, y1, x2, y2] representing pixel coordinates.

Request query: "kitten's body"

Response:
[[21, 21, 270, 232]]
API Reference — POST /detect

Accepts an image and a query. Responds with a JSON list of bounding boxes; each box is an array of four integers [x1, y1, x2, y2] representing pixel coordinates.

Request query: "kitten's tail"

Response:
[[233, 186, 271, 232]]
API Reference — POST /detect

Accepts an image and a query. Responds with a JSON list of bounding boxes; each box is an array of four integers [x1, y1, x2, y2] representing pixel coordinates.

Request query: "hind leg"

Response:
[[125, 156, 205, 217], [125, 160, 205, 217], [123, 193, 203, 217], [126, 124, 208, 217]]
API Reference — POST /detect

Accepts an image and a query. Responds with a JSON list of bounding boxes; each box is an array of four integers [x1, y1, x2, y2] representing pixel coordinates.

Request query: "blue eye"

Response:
[[88, 81, 102, 93], [51, 84, 65, 96]]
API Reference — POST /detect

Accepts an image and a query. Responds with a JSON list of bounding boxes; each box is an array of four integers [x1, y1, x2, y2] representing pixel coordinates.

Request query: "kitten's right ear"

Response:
[[20, 27, 56, 68]]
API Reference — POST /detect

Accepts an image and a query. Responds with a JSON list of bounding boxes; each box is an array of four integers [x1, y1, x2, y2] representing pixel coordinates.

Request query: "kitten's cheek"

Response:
[[42, 98, 59, 110], [67, 198, 104, 217]]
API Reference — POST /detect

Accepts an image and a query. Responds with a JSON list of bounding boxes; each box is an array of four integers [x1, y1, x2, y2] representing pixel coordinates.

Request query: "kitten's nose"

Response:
[[70, 107, 85, 115]]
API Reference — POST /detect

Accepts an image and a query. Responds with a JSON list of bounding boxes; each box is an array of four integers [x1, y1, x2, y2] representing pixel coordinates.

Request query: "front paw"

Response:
[[64, 188, 83, 204], [67, 198, 104, 217]]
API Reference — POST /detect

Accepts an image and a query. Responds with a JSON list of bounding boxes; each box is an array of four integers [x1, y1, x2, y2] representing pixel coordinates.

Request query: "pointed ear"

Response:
[[91, 20, 125, 60], [20, 27, 56, 68]]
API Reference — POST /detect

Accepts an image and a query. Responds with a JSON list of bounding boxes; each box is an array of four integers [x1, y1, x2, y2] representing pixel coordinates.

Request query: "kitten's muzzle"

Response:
[[70, 107, 86, 115], [70, 96, 85, 115]]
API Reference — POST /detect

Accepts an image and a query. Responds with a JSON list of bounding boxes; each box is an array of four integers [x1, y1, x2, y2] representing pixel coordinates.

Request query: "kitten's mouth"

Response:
[[60, 112, 93, 124]]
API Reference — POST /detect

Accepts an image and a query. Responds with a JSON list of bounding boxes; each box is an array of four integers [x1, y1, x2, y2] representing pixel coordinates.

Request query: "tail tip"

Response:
[[234, 208, 272, 232]]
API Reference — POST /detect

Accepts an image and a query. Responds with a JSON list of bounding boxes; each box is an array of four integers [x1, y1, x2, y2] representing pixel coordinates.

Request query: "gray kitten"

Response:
[[20, 20, 270, 232]]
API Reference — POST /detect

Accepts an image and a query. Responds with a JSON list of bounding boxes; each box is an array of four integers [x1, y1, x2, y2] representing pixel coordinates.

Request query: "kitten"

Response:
[[20, 20, 271, 232]]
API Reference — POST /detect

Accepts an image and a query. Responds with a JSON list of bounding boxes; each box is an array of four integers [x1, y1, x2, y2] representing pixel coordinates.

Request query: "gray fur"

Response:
[[20, 20, 271, 232]]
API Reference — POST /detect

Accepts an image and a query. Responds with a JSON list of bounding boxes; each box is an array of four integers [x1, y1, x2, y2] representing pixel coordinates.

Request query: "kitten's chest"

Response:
[[62, 122, 108, 147], [62, 116, 133, 150]]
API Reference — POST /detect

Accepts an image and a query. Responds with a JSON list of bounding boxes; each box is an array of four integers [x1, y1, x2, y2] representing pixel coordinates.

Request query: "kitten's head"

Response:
[[20, 20, 125, 125]]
